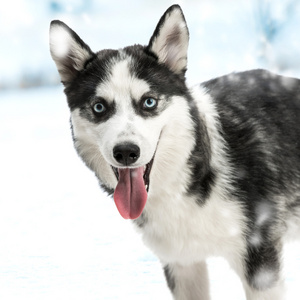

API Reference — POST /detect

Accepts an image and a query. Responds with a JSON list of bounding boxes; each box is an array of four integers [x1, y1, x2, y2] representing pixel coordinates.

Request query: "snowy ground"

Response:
[[0, 86, 300, 299]]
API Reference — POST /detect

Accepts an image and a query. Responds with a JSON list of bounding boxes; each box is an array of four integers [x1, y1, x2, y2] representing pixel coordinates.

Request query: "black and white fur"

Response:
[[49, 5, 300, 299]]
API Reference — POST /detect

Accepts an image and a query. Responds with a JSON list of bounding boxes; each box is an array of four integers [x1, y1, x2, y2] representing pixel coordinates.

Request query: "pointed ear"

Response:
[[49, 20, 95, 84], [147, 5, 189, 75]]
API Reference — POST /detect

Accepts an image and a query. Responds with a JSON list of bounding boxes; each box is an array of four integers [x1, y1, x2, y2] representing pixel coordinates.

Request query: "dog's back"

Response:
[[204, 69, 300, 203], [203, 68, 300, 234]]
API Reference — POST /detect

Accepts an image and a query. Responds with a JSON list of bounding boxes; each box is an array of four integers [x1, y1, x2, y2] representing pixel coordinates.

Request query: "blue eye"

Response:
[[93, 103, 106, 114], [143, 98, 157, 109]]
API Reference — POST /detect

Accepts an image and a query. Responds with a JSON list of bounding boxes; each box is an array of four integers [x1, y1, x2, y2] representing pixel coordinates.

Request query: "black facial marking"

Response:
[[131, 95, 160, 118], [64, 49, 120, 111], [131, 94, 173, 118], [124, 45, 188, 96], [79, 98, 116, 124]]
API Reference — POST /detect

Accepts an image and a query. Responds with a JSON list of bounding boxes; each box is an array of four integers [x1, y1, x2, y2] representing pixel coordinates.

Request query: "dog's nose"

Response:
[[113, 144, 140, 166]]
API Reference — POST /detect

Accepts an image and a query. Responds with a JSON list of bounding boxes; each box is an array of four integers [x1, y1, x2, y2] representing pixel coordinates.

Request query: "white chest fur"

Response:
[[138, 182, 246, 266]]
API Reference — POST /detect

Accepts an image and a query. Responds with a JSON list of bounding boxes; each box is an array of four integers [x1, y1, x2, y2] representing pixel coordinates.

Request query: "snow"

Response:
[[1, 0, 300, 299]]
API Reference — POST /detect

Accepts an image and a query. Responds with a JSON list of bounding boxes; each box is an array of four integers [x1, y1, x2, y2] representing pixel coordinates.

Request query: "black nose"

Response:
[[113, 144, 140, 166]]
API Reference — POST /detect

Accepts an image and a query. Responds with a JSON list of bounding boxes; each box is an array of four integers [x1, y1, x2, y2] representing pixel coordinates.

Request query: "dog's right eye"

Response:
[[93, 103, 106, 114]]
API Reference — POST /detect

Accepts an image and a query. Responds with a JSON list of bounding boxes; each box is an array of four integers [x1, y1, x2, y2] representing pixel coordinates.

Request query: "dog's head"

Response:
[[50, 5, 194, 219]]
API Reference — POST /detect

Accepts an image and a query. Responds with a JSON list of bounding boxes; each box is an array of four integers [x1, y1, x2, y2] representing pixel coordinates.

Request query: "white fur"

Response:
[[49, 25, 71, 59], [96, 56, 151, 103], [71, 110, 117, 189]]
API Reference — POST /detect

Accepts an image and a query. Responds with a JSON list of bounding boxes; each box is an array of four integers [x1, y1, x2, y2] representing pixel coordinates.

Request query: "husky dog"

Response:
[[49, 4, 300, 299]]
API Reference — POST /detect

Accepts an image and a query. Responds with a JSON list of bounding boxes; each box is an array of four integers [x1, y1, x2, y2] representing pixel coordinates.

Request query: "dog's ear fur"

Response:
[[147, 5, 189, 75], [49, 21, 94, 84]]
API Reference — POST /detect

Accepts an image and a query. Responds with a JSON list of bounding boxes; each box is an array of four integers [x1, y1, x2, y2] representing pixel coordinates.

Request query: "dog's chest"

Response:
[[137, 191, 245, 265]]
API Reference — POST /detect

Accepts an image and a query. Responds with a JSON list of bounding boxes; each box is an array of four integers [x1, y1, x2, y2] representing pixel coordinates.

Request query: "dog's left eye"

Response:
[[93, 103, 106, 114], [143, 98, 157, 109]]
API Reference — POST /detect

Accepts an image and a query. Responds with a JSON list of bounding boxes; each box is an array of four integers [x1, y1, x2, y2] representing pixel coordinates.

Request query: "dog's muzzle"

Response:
[[111, 143, 155, 220]]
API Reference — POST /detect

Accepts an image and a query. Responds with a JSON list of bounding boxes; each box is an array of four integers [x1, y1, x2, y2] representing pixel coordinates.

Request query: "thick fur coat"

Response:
[[50, 5, 300, 299]]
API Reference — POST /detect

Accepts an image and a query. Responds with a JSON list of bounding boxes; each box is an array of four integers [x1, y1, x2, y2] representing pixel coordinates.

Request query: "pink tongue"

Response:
[[113, 167, 148, 219]]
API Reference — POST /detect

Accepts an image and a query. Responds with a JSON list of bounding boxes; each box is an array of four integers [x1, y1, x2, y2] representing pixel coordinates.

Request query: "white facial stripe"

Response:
[[96, 57, 150, 102], [93, 57, 160, 167]]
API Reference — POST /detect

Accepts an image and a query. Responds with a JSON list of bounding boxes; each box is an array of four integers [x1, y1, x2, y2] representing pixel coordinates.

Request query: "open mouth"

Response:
[[111, 157, 154, 192], [111, 157, 155, 220]]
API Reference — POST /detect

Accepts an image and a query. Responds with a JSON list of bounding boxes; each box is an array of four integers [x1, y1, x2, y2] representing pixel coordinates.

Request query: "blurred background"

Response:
[[2, 0, 300, 89], [0, 0, 300, 299]]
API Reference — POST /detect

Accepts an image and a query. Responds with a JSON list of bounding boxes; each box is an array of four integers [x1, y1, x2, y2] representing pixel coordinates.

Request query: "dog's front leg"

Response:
[[163, 261, 210, 300], [240, 240, 286, 300]]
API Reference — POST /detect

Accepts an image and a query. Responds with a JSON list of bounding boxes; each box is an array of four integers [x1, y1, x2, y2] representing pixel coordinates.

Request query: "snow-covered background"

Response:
[[1, 0, 300, 299]]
